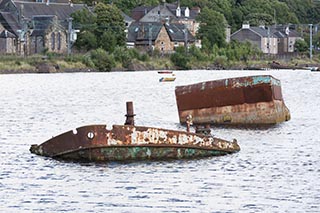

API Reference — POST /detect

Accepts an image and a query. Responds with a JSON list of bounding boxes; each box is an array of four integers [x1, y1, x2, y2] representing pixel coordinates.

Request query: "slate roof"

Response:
[[164, 23, 194, 42], [131, 3, 199, 21], [165, 4, 199, 19], [0, 12, 20, 36], [15, 1, 85, 19], [0, 29, 15, 38], [270, 25, 300, 38], [127, 22, 163, 44], [127, 21, 194, 44], [121, 11, 134, 23], [249, 27, 270, 37], [30, 15, 61, 36], [244, 26, 301, 39], [0, 0, 86, 27], [10, 0, 70, 3], [131, 6, 154, 21]]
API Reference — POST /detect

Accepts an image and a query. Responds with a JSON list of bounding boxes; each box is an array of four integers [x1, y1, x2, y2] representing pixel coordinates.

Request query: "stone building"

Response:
[[231, 23, 303, 54], [29, 15, 67, 54], [0, 0, 87, 55], [127, 22, 195, 54], [131, 3, 200, 38], [130, 2, 201, 50]]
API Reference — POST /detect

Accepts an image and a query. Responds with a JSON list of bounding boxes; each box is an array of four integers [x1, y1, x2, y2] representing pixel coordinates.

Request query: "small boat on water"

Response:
[[175, 75, 291, 125], [158, 70, 173, 74], [30, 102, 240, 162], [159, 76, 176, 82], [158, 71, 176, 82], [159, 73, 176, 82]]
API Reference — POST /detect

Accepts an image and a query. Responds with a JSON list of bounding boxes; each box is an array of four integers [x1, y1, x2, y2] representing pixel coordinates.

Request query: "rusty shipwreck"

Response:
[[175, 75, 290, 125], [30, 102, 240, 162]]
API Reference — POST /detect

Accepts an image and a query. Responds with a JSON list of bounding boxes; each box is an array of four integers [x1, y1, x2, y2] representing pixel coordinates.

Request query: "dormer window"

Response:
[[185, 7, 190, 17], [176, 7, 181, 17]]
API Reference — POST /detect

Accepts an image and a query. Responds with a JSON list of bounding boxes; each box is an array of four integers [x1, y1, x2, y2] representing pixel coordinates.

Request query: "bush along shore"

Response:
[[0, 47, 319, 74]]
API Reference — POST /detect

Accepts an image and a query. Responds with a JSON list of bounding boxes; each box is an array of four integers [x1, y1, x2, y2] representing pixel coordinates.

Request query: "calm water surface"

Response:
[[0, 70, 319, 212]]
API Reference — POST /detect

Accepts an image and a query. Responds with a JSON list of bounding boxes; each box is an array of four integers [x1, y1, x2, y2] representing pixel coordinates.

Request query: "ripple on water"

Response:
[[0, 71, 320, 212]]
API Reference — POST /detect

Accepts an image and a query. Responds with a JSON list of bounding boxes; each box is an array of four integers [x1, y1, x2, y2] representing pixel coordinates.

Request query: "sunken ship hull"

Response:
[[30, 124, 240, 162], [175, 75, 291, 125]]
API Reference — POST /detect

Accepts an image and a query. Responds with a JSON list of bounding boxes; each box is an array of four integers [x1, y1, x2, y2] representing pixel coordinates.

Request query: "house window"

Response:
[[57, 32, 61, 50], [51, 32, 55, 50]]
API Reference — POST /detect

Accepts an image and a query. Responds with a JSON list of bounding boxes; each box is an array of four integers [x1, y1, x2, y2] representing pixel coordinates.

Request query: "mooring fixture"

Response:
[[186, 114, 193, 132], [125, 101, 136, 125]]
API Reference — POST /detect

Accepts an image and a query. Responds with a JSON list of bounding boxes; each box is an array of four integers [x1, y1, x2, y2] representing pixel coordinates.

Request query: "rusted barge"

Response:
[[30, 102, 240, 161], [175, 75, 290, 125]]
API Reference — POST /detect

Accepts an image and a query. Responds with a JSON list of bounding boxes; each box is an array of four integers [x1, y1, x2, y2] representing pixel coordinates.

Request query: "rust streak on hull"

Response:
[[30, 125, 240, 162], [175, 75, 290, 125]]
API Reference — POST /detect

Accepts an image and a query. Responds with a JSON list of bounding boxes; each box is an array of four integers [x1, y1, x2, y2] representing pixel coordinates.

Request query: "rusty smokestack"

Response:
[[125, 101, 135, 125]]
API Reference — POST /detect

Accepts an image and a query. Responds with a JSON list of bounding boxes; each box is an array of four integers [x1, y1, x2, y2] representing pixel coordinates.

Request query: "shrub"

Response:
[[90, 48, 115, 71], [170, 46, 190, 70], [189, 44, 207, 61], [113, 46, 132, 68], [139, 53, 150, 62], [128, 48, 140, 59], [213, 55, 228, 69], [294, 39, 308, 52]]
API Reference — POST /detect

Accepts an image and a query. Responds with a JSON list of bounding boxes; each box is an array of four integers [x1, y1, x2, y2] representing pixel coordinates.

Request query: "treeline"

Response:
[[68, 0, 319, 71], [78, 0, 320, 27]]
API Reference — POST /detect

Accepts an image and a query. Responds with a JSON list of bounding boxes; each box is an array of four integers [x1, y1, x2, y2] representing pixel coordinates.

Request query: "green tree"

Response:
[[76, 31, 98, 51], [100, 30, 117, 52], [239, 0, 298, 25], [280, 0, 320, 24], [113, 46, 133, 68], [245, 13, 274, 26], [113, 0, 158, 14], [196, 7, 227, 49], [94, 3, 126, 51], [71, 8, 97, 51], [90, 48, 115, 71], [170, 46, 190, 69], [71, 8, 96, 30], [294, 39, 308, 52]]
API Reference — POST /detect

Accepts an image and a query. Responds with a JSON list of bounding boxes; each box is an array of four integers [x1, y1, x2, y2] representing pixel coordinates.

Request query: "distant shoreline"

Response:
[[0, 59, 319, 74]]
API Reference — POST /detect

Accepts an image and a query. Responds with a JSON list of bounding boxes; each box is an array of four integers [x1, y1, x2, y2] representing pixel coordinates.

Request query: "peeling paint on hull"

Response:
[[175, 75, 291, 125], [30, 125, 240, 162], [57, 147, 229, 161]]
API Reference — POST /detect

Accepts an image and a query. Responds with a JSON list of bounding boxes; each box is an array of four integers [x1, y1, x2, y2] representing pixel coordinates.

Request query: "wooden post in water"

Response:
[[125, 101, 135, 125]]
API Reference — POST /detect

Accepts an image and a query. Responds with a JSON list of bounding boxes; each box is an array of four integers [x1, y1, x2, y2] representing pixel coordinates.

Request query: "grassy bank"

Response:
[[0, 53, 319, 74]]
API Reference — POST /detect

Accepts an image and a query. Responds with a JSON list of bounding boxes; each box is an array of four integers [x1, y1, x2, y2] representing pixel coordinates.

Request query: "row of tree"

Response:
[[108, 0, 320, 27], [72, 0, 320, 51], [74, 0, 320, 27], [69, 1, 319, 71]]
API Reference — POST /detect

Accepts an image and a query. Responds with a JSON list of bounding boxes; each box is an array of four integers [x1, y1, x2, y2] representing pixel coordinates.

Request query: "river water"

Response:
[[0, 70, 319, 212]]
